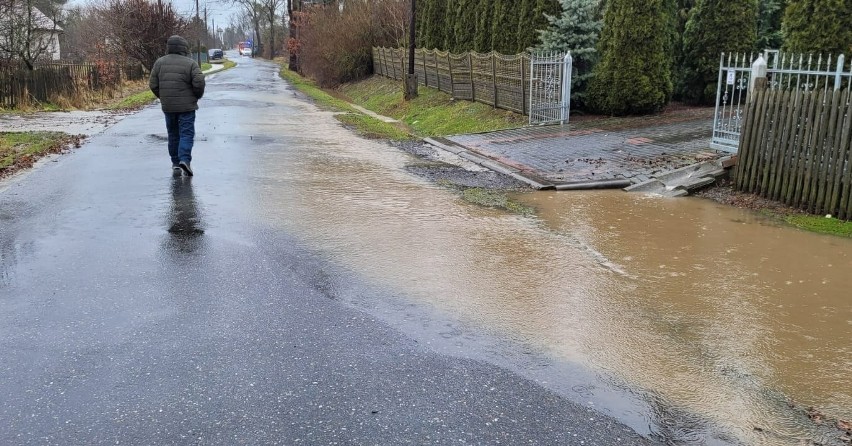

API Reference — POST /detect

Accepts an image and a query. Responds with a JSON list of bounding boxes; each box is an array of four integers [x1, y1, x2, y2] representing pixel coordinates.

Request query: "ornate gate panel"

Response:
[[529, 52, 572, 125]]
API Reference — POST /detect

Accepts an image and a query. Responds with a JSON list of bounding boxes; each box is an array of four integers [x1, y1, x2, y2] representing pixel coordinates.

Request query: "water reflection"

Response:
[[165, 176, 204, 253]]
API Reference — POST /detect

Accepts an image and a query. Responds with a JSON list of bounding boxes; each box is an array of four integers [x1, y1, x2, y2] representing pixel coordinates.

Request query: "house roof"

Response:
[[2, 5, 63, 32]]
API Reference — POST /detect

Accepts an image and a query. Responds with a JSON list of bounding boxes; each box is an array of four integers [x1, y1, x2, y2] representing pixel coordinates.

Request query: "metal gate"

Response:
[[711, 50, 847, 152], [711, 52, 755, 152], [529, 52, 572, 125]]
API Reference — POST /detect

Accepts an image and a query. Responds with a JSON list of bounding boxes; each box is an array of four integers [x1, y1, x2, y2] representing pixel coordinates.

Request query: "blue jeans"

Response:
[[164, 111, 196, 164]]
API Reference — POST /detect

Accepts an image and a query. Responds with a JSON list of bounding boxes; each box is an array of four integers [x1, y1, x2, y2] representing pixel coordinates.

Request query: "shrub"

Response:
[[782, 0, 852, 56], [538, 0, 603, 109], [297, 0, 407, 87], [677, 0, 757, 105], [587, 0, 677, 115]]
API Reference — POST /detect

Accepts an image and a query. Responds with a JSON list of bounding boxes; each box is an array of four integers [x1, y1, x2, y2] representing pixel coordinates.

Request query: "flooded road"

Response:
[[2, 55, 848, 444], [244, 77, 851, 444]]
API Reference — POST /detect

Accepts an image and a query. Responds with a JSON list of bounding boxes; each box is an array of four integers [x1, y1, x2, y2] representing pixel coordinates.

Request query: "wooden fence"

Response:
[[372, 47, 530, 115], [0, 62, 146, 108], [735, 85, 852, 220]]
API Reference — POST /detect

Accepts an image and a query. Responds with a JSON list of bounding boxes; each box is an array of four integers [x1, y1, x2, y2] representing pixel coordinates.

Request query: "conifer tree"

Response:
[[538, 0, 603, 109], [756, 0, 783, 51], [677, 0, 757, 104], [517, 0, 561, 51], [474, 0, 494, 52], [588, 0, 676, 115], [452, 0, 478, 52], [491, 0, 520, 53], [782, 0, 852, 56]]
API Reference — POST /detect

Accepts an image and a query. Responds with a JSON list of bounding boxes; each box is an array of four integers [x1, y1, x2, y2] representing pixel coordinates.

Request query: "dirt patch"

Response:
[[0, 133, 86, 180], [692, 177, 808, 217], [391, 140, 531, 191]]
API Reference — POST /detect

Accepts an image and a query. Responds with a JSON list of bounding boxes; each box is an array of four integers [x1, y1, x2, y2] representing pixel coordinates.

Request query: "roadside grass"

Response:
[[336, 113, 410, 140], [461, 187, 533, 216], [0, 131, 81, 174], [201, 63, 212, 71], [279, 67, 412, 140], [109, 89, 156, 110], [783, 214, 852, 237], [338, 76, 527, 137]]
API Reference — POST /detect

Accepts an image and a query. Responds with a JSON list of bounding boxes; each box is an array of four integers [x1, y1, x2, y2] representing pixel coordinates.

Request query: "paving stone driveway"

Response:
[[446, 108, 727, 185]]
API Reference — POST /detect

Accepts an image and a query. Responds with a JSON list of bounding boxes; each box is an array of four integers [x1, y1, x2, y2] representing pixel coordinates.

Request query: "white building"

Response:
[[0, 5, 63, 61]]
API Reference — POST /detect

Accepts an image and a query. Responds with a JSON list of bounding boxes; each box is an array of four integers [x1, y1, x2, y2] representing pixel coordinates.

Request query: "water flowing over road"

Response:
[[1, 54, 849, 445]]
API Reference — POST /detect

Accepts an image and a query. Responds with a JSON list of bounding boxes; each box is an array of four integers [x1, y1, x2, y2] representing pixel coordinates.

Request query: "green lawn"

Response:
[[338, 76, 527, 137], [279, 67, 411, 140], [0, 132, 74, 171]]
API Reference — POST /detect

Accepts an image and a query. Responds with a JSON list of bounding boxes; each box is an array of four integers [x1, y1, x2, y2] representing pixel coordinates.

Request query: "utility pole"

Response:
[[404, 0, 417, 100], [195, 0, 201, 65]]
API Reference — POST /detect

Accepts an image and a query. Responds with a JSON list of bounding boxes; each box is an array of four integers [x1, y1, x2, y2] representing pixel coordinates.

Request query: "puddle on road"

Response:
[[0, 110, 131, 136], [239, 68, 850, 445]]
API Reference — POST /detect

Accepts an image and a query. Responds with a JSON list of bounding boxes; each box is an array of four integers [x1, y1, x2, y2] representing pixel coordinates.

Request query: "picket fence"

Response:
[[735, 85, 852, 220], [0, 62, 145, 108]]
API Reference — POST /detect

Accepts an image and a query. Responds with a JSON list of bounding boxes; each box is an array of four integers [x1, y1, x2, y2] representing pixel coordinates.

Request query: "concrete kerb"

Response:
[[424, 137, 555, 190]]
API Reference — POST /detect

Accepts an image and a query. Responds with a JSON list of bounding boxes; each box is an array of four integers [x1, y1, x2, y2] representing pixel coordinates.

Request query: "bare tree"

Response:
[[231, 0, 262, 56], [90, 0, 187, 69], [258, 0, 285, 58], [0, 0, 62, 69], [287, 0, 299, 70]]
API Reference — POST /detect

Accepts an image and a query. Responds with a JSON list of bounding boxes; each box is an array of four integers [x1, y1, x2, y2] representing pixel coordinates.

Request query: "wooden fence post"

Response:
[[521, 57, 527, 115], [435, 52, 441, 91], [491, 52, 498, 107], [422, 51, 428, 87], [469, 53, 475, 102], [448, 53, 455, 98]]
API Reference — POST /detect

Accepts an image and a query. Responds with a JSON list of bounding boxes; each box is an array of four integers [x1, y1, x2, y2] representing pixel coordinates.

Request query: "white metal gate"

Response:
[[529, 52, 572, 125], [712, 51, 849, 152]]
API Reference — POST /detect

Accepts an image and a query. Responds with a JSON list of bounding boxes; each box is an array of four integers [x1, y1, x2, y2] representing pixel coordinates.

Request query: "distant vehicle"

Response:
[[208, 49, 223, 60], [238, 41, 252, 57]]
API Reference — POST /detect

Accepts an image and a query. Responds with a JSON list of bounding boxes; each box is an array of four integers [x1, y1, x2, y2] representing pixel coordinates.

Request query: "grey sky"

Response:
[[66, 0, 246, 30]]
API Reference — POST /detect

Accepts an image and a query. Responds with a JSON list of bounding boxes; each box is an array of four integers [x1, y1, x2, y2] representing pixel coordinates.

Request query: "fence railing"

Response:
[[735, 82, 852, 220], [712, 51, 851, 151], [372, 47, 531, 115], [0, 62, 146, 108]]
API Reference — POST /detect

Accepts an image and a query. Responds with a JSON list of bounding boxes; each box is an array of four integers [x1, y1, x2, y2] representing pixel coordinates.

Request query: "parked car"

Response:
[[208, 49, 223, 61]]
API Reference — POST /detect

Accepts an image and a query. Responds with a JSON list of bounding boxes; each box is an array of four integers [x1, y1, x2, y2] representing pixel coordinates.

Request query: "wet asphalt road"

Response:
[[0, 55, 654, 444]]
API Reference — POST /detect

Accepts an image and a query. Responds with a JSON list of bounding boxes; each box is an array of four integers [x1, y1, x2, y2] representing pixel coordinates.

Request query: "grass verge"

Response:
[[109, 89, 156, 110], [279, 67, 412, 140], [783, 214, 852, 237], [338, 76, 527, 137], [0, 131, 83, 176]]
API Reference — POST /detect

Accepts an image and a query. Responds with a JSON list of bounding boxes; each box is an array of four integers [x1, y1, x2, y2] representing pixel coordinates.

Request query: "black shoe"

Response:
[[179, 161, 193, 176]]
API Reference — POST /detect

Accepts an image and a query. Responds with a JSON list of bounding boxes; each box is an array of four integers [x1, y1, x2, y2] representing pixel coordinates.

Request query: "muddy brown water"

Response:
[[238, 96, 850, 444]]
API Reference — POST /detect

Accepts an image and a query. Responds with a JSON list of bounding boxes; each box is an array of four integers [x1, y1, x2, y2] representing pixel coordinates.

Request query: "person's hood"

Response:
[[167, 35, 190, 56]]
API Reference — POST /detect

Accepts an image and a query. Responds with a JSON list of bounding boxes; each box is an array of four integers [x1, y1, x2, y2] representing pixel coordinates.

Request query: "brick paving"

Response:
[[446, 108, 726, 185]]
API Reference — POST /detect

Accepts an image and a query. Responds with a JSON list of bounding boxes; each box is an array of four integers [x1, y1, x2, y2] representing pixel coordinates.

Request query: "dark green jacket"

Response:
[[149, 36, 205, 113]]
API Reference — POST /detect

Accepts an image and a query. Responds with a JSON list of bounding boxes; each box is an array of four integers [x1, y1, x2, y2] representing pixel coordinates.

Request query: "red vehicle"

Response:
[[238, 41, 252, 56]]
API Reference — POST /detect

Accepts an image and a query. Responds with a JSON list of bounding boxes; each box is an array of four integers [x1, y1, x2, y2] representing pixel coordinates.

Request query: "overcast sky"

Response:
[[67, 0, 246, 30]]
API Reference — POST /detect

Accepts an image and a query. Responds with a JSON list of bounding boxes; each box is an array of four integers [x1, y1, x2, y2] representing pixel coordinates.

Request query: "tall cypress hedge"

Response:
[[588, 0, 677, 115], [491, 0, 521, 53], [474, 0, 494, 52], [783, 0, 852, 56], [448, 0, 476, 51], [677, 0, 757, 104]]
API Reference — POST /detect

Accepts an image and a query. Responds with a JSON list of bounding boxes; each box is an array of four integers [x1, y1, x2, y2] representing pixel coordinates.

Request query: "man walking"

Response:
[[149, 35, 206, 176]]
